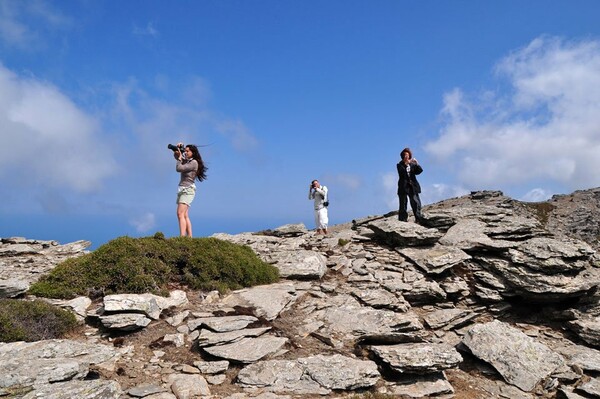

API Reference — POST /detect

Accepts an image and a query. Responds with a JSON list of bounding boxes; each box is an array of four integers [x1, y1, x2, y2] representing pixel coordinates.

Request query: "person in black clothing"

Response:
[[397, 147, 423, 223]]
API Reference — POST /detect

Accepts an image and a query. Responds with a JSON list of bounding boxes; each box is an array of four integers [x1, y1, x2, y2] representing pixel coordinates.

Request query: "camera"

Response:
[[167, 143, 184, 152]]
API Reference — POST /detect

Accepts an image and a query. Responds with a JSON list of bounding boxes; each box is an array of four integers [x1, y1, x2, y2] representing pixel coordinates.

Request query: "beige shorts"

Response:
[[176, 186, 196, 206]]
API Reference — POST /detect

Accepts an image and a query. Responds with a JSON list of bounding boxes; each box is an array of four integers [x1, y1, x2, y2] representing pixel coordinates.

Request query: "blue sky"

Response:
[[2, 1, 600, 249]]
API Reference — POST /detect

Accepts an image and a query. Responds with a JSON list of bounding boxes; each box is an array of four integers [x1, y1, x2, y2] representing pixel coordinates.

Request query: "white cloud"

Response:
[[215, 119, 259, 153], [129, 212, 156, 233], [521, 188, 551, 202], [325, 173, 362, 191], [0, 0, 71, 49], [425, 36, 600, 194], [0, 63, 117, 192], [133, 22, 158, 37], [382, 172, 469, 210], [110, 78, 260, 162], [381, 172, 397, 210], [421, 184, 470, 205]]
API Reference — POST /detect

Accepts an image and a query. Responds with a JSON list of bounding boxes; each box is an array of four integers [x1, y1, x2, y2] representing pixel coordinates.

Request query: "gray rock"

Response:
[[370, 343, 463, 373], [144, 393, 177, 399], [197, 327, 271, 347], [21, 379, 122, 399], [128, 383, 167, 397], [568, 316, 600, 347], [398, 245, 471, 275], [188, 315, 259, 332], [461, 320, 565, 391], [577, 377, 600, 397], [272, 223, 308, 237], [165, 373, 210, 398], [163, 333, 185, 347], [386, 372, 455, 397], [44, 296, 92, 320], [99, 313, 152, 331], [423, 308, 475, 330], [439, 219, 514, 251], [351, 288, 410, 312], [153, 290, 188, 310], [556, 344, 600, 372], [238, 354, 379, 394], [0, 278, 29, 298], [0, 239, 90, 294], [193, 360, 229, 374], [222, 282, 298, 320], [299, 354, 380, 390], [272, 250, 327, 279], [402, 279, 447, 304], [559, 387, 589, 399], [312, 295, 423, 342], [0, 243, 37, 255], [477, 256, 600, 301], [508, 237, 594, 273], [103, 294, 162, 320], [0, 339, 121, 392], [202, 336, 288, 363], [367, 218, 443, 247]]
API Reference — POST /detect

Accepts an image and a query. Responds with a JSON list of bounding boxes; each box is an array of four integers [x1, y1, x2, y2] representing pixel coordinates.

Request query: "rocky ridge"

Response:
[[1, 189, 600, 398]]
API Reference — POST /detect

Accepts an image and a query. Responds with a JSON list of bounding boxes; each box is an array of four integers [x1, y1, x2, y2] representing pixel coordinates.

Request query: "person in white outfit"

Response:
[[308, 180, 328, 235]]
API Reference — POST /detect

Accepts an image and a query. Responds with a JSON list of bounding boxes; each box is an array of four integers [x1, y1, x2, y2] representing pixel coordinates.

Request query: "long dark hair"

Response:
[[185, 145, 207, 182]]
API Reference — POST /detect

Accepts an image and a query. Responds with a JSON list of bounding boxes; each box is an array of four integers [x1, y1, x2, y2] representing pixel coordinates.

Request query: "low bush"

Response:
[[29, 235, 279, 299], [0, 299, 79, 342]]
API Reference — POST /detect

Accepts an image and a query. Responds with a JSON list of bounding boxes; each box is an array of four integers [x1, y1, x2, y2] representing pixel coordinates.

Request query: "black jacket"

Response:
[[397, 161, 423, 195]]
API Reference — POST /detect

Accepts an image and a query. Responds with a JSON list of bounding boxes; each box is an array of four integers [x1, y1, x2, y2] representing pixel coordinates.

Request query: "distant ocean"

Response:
[[0, 213, 318, 250]]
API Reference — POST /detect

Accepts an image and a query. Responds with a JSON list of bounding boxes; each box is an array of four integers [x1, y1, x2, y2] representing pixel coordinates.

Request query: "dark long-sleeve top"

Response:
[[397, 161, 423, 195]]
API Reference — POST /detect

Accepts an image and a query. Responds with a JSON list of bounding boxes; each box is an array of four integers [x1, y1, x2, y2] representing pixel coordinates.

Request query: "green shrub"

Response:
[[29, 235, 279, 299], [0, 299, 79, 342], [338, 238, 350, 246]]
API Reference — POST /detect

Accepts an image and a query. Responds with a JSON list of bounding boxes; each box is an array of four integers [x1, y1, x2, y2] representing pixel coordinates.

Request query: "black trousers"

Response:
[[398, 189, 422, 222]]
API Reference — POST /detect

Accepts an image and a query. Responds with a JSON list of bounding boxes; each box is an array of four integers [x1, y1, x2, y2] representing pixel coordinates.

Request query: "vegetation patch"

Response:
[[523, 202, 556, 227], [338, 238, 350, 247], [0, 299, 79, 342], [29, 234, 279, 299]]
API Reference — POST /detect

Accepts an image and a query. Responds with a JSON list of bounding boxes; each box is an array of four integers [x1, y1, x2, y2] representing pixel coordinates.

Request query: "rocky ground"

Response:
[[2, 188, 600, 399]]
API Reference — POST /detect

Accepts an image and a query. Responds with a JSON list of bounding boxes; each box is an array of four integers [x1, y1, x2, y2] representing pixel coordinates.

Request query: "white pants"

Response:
[[314, 207, 328, 230]]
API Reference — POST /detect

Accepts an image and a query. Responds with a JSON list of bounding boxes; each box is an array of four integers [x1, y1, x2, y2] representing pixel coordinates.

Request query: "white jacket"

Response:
[[309, 185, 328, 210]]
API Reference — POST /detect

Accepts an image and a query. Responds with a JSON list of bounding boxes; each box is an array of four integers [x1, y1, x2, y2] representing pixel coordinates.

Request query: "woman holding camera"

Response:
[[174, 143, 207, 237], [308, 180, 329, 235], [397, 147, 423, 224]]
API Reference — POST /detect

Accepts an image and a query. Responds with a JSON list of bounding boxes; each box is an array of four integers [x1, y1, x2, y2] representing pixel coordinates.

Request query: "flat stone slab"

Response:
[[556, 344, 600, 372], [367, 218, 443, 247], [222, 282, 298, 320], [197, 327, 272, 347], [103, 294, 162, 320], [238, 354, 380, 394], [508, 237, 594, 273], [0, 339, 121, 391], [399, 244, 471, 274], [387, 372, 454, 397], [21, 379, 122, 399], [188, 315, 259, 332], [423, 308, 475, 330], [461, 320, 565, 392], [568, 316, 600, 348], [166, 373, 210, 398], [202, 336, 288, 363], [272, 250, 327, 279], [439, 219, 514, 251], [370, 343, 463, 373], [477, 256, 600, 302], [99, 313, 152, 331]]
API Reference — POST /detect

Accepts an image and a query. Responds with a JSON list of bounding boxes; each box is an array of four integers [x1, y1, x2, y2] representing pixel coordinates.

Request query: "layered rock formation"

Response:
[[2, 189, 600, 398]]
